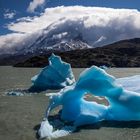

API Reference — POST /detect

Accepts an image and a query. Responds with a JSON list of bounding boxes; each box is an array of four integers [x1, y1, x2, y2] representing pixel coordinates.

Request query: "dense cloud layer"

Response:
[[0, 32, 42, 54], [1, 6, 140, 54]]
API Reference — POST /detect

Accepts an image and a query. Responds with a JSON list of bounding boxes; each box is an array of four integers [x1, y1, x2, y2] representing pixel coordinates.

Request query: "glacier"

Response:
[[28, 54, 75, 92], [38, 65, 140, 139]]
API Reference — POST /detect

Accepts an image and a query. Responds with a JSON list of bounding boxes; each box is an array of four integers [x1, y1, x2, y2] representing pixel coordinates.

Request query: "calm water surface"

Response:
[[0, 66, 140, 140], [0, 66, 140, 95]]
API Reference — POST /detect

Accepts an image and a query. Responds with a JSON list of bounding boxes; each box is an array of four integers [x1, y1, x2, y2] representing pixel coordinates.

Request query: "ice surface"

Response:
[[116, 75, 140, 93], [38, 66, 140, 139], [38, 118, 75, 139], [29, 54, 75, 92]]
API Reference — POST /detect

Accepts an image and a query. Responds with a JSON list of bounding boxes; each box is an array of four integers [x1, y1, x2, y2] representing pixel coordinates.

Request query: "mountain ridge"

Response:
[[12, 38, 140, 68]]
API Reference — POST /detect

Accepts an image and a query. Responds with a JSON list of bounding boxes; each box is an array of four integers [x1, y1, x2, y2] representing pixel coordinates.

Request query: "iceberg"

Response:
[[29, 54, 75, 92], [38, 66, 140, 139]]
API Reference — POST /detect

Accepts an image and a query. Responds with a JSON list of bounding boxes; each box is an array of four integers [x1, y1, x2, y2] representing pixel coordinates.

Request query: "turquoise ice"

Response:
[[29, 54, 75, 92], [39, 65, 140, 139]]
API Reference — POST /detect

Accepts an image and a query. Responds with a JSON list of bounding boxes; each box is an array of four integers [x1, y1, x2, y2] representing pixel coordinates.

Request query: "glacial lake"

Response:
[[0, 66, 140, 140]]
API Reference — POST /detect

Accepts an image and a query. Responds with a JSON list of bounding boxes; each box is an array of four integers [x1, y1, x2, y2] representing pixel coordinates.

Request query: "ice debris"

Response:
[[6, 91, 24, 96], [99, 65, 109, 70], [38, 118, 76, 139], [38, 66, 140, 139], [29, 54, 75, 92]]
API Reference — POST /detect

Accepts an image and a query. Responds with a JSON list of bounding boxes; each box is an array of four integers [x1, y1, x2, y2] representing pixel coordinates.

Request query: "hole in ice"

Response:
[[83, 93, 109, 106]]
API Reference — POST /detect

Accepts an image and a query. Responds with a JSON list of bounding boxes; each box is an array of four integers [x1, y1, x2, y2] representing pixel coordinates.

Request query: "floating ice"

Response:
[[38, 66, 140, 139], [99, 65, 109, 70], [29, 54, 75, 92], [6, 91, 24, 96]]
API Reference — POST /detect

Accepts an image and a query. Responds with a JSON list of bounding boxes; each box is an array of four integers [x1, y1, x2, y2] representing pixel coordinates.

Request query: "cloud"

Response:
[[4, 9, 16, 19], [1, 6, 140, 54], [0, 32, 42, 54], [27, 0, 46, 13]]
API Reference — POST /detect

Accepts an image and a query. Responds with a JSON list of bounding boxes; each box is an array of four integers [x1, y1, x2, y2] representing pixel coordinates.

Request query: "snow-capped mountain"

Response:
[[19, 35, 91, 55], [15, 24, 92, 55], [0, 33, 91, 56], [0, 20, 93, 56]]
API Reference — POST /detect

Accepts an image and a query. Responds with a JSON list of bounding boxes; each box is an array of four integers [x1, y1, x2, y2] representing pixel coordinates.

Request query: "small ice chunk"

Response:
[[6, 91, 24, 96], [38, 118, 75, 139], [38, 119, 53, 139], [99, 65, 108, 70]]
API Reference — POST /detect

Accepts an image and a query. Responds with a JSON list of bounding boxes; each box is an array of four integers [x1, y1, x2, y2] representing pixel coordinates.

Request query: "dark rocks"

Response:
[[1, 38, 140, 68]]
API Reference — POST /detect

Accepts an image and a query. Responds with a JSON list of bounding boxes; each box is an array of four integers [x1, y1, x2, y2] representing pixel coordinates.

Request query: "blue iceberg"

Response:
[[29, 54, 75, 92], [38, 66, 140, 139]]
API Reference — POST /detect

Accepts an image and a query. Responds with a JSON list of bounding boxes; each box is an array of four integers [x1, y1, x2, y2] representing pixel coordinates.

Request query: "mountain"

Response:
[[19, 25, 92, 55], [0, 36, 91, 65], [1, 6, 140, 61], [0, 32, 92, 67], [0, 23, 92, 57], [20, 38, 91, 55], [13, 38, 140, 68]]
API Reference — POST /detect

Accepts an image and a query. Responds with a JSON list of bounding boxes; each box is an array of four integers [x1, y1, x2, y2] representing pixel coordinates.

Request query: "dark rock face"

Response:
[[1, 38, 140, 68]]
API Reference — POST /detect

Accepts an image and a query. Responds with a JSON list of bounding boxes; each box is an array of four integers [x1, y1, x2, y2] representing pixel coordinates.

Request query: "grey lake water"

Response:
[[0, 66, 140, 140]]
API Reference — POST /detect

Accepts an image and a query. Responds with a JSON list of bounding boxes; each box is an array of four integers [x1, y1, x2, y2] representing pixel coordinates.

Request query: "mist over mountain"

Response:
[[0, 6, 140, 55]]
